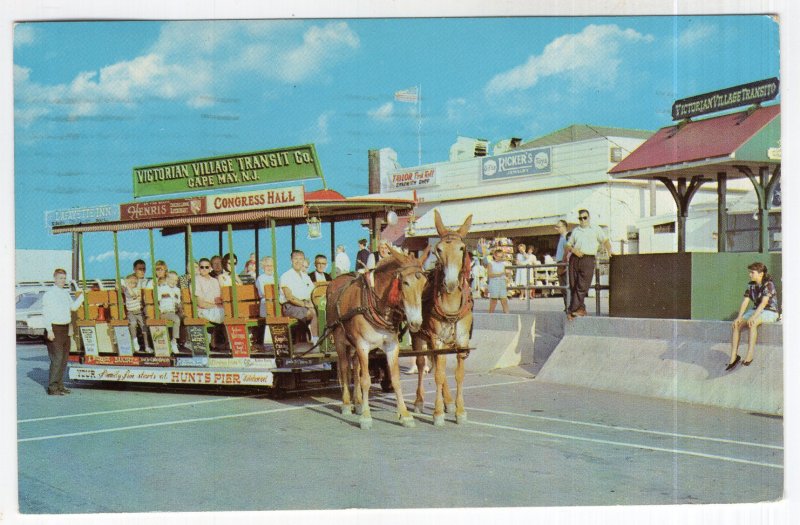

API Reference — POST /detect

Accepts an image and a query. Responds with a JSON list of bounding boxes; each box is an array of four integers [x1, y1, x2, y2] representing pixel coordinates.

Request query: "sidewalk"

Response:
[[472, 293, 609, 316]]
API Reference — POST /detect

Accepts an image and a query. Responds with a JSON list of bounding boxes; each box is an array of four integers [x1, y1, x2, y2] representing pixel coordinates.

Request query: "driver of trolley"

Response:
[[279, 250, 318, 340]]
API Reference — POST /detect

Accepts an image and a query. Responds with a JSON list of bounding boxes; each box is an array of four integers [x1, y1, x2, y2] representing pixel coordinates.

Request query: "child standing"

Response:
[[159, 271, 183, 354], [123, 273, 152, 353]]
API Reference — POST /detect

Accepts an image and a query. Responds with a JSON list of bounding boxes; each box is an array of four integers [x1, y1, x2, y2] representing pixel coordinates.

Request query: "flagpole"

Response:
[[417, 84, 422, 166]]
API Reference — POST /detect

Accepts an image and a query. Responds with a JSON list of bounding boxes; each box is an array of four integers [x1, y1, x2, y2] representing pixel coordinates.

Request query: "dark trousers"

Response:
[[46, 324, 71, 392], [568, 255, 595, 314], [557, 268, 569, 311]]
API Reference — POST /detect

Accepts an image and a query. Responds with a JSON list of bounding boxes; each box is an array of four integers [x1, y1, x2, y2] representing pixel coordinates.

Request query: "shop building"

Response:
[[371, 124, 749, 258]]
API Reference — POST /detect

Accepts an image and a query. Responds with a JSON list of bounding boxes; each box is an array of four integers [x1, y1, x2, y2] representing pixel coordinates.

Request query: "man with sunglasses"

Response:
[[565, 209, 612, 320]]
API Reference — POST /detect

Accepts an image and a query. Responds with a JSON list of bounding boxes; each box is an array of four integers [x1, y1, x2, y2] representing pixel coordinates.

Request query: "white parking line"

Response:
[[18, 402, 332, 443], [18, 394, 268, 423], [465, 406, 783, 450], [465, 419, 783, 470]]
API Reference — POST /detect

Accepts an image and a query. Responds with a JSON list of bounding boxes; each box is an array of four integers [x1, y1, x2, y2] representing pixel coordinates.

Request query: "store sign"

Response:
[[672, 78, 779, 120], [46, 205, 119, 229], [133, 144, 322, 198], [481, 147, 551, 181], [84, 355, 173, 367], [206, 186, 304, 214], [175, 357, 209, 367], [388, 168, 437, 191], [69, 367, 273, 385], [120, 197, 205, 221]]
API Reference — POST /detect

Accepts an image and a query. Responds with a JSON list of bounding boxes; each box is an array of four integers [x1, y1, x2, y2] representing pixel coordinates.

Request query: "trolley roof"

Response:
[[50, 189, 416, 236]]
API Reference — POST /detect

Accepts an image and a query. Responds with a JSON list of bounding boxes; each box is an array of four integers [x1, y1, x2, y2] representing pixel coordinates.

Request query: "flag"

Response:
[[394, 86, 419, 103]]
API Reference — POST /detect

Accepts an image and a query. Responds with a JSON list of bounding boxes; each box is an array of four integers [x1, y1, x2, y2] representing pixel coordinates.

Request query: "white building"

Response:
[[374, 124, 750, 256]]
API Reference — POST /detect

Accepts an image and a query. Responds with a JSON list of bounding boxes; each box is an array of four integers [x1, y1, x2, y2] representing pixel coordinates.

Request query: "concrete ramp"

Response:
[[439, 313, 533, 372], [536, 317, 783, 415]]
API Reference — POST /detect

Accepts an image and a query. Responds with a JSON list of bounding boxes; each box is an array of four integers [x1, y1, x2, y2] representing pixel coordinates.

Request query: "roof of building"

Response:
[[519, 124, 654, 148], [609, 104, 780, 177]]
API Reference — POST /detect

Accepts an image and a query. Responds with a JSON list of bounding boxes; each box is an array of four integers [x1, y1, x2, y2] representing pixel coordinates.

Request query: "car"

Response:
[[16, 290, 47, 341]]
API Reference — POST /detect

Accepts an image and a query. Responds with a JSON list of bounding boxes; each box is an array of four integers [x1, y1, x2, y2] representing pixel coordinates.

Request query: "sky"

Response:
[[12, 15, 780, 280], [12, 15, 782, 279]]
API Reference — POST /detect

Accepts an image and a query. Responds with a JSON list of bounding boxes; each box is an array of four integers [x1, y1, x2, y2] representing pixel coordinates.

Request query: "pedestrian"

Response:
[[726, 262, 780, 370], [355, 238, 370, 273], [256, 256, 275, 317], [334, 244, 351, 275], [487, 247, 510, 314], [554, 219, 570, 312], [565, 210, 612, 319], [514, 243, 528, 300], [41, 268, 84, 395]]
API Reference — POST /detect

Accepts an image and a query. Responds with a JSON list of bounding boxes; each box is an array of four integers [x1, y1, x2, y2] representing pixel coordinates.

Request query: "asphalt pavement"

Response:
[[14, 339, 782, 515]]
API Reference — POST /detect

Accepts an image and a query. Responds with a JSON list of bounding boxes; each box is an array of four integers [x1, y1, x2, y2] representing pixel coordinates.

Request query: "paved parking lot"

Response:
[[15, 340, 782, 515]]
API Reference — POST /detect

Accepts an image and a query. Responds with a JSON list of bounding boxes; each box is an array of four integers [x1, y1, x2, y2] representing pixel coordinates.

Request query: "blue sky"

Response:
[[13, 15, 780, 279]]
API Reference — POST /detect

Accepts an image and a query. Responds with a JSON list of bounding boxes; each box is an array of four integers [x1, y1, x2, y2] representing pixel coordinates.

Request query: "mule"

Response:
[[326, 247, 429, 429], [411, 210, 473, 426]]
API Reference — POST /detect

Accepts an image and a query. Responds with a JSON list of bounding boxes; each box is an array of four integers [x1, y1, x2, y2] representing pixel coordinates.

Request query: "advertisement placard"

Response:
[[45, 205, 119, 229], [206, 186, 304, 214], [133, 144, 322, 198], [70, 366, 273, 386], [79, 326, 99, 357], [268, 323, 291, 357], [120, 197, 205, 221], [225, 324, 250, 357], [185, 324, 209, 356], [481, 147, 552, 181], [149, 325, 172, 357], [113, 325, 134, 356], [388, 168, 437, 191]]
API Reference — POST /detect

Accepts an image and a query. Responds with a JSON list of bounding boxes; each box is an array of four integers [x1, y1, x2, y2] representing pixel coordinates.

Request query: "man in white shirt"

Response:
[[565, 209, 613, 319], [41, 268, 84, 395], [334, 245, 350, 276], [280, 250, 317, 338]]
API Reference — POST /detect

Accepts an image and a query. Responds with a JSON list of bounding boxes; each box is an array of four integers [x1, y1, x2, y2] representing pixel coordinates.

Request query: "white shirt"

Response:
[[42, 285, 84, 333], [335, 251, 351, 274], [158, 285, 181, 313], [279, 268, 314, 304], [566, 224, 609, 256]]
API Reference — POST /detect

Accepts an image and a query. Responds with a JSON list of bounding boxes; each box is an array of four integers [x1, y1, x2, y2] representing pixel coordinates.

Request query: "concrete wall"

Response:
[[536, 316, 783, 415]]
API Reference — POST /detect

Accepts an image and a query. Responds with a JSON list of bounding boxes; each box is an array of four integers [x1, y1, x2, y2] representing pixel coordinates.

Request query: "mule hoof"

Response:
[[413, 403, 424, 414], [433, 414, 445, 427], [359, 417, 373, 430], [355, 405, 364, 416], [456, 413, 468, 425], [341, 405, 352, 416], [445, 403, 456, 414], [400, 415, 416, 428]]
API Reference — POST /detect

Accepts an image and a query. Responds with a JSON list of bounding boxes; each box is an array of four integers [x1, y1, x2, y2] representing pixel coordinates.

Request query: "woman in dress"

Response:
[[514, 243, 528, 300], [725, 262, 779, 370]]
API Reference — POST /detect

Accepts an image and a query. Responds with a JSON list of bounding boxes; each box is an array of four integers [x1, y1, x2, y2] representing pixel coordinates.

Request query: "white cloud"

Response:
[[446, 98, 467, 121], [14, 20, 360, 126], [312, 111, 334, 144], [678, 23, 717, 48], [485, 24, 654, 95], [14, 24, 36, 47], [368, 102, 394, 121], [89, 250, 148, 263]]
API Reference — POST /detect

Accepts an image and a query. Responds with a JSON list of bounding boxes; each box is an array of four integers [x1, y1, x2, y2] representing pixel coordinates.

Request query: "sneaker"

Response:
[[171, 340, 179, 354]]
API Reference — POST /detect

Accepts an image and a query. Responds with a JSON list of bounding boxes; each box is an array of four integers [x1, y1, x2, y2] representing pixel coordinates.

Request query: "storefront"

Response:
[[371, 124, 739, 259]]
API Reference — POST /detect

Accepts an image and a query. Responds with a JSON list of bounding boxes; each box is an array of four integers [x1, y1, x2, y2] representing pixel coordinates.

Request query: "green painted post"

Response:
[[188, 225, 197, 318], [271, 219, 281, 317], [228, 223, 238, 318], [78, 232, 88, 319], [113, 231, 124, 320], [149, 229, 160, 318]]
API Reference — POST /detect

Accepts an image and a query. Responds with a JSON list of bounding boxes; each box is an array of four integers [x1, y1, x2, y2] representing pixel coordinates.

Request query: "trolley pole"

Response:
[[187, 225, 197, 318], [149, 229, 160, 318], [271, 219, 281, 317], [330, 220, 336, 278], [78, 232, 88, 319], [227, 223, 238, 318], [113, 231, 124, 320]]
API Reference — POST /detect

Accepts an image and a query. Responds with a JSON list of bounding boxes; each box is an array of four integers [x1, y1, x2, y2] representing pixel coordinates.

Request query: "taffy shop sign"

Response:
[[207, 186, 304, 214], [388, 168, 437, 191]]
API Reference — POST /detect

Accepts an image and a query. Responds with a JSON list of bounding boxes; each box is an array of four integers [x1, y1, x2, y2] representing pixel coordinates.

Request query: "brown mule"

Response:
[[411, 210, 474, 426], [326, 247, 429, 429]]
